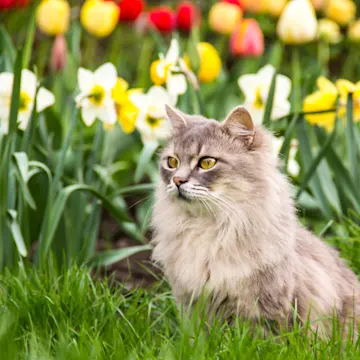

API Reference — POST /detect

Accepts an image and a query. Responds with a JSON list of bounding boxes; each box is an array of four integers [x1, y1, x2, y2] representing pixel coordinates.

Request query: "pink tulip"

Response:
[[51, 35, 67, 72]]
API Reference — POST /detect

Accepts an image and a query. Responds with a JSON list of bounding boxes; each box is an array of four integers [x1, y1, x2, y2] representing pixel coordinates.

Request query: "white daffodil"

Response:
[[238, 65, 291, 126], [150, 39, 187, 99], [130, 86, 175, 144], [75, 62, 117, 127], [272, 136, 300, 177], [0, 69, 55, 134]]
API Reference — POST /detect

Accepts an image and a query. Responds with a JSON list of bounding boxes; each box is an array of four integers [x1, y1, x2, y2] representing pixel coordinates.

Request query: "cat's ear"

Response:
[[222, 106, 255, 147], [165, 104, 187, 132]]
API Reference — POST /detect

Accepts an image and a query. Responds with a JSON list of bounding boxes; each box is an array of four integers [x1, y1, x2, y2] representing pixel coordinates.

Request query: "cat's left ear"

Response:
[[165, 104, 187, 132], [222, 106, 255, 147]]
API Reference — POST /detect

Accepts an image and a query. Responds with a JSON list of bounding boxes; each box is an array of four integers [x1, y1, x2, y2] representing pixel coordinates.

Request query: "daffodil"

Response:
[[110, 77, 140, 134], [75, 63, 117, 127], [238, 65, 291, 126], [130, 86, 175, 144], [272, 136, 300, 177], [150, 39, 187, 99], [0, 69, 55, 134], [336, 79, 360, 122], [303, 76, 337, 131]]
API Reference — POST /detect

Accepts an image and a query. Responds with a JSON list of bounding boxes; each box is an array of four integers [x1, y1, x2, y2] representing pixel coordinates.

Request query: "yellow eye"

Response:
[[199, 157, 216, 170], [168, 157, 179, 169]]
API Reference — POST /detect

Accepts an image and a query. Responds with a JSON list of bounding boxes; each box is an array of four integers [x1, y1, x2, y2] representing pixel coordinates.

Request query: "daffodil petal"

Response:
[[0, 73, 14, 95], [97, 103, 117, 125], [271, 99, 291, 120], [147, 86, 172, 113], [317, 76, 337, 94], [18, 107, 33, 131], [78, 67, 94, 92], [36, 87, 55, 112], [94, 62, 117, 91], [81, 106, 97, 126], [165, 39, 180, 64], [274, 74, 292, 100], [257, 65, 276, 84], [21, 69, 37, 99], [166, 73, 187, 97], [238, 74, 259, 100]]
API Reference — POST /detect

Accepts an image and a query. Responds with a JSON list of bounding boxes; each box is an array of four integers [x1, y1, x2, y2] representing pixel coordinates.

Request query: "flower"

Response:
[[266, 0, 287, 17], [230, 19, 264, 57], [80, 0, 119, 38], [242, 0, 267, 13], [0, 0, 29, 9], [150, 39, 187, 99], [118, 0, 143, 22], [208, 2, 242, 35], [310, 0, 326, 10], [130, 86, 174, 144], [348, 20, 360, 42], [325, 0, 356, 26], [277, 0, 318, 45], [148, 6, 176, 33], [272, 136, 300, 177], [318, 19, 342, 44], [0, 70, 55, 134], [195, 42, 222, 83], [75, 63, 118, 127], [36, 0, 70, 36], [303, 77, 337, 131], [336, 79, 360, 122], [110, 78, 140, 133], [50, 35, 67, 72], [176, 1, 200, 32], [222, 0, 244, 9], [238, 65, 291, 126]]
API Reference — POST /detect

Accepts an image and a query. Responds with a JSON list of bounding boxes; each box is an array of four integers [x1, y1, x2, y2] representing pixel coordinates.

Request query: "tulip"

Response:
[[348, 20, 360, 43], [310, 0, 326, 10], [0, 0, 28, 9], [176, 1, 200, 32], [277, 0, 317, 45], [318, 19, 342, 44], [230, 19, 264, 57], [118, 0, 143, 22], [267, 0, 287, 17], [36, 0, 70, 36], [325, 0, 356, 26], [208, 2, 242, 35], [51, 35, 67, 72], [197, 42, 222, 83], [221, 0, 245, 10], [242, 0, 267, 13], [148, 6, 176, 33], [81, 0, 120, 38]]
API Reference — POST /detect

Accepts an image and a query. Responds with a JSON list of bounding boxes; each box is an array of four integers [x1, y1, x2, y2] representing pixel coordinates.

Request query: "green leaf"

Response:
[[187, 26, 201, 73], [262, 70, 277, 127], [113, 184, 155, 197], [291, 47, 301, 112], [23, 7, 36, 69], [6, 210, 27, 257], [134, 142, 159, 183], [280, 115, 299, 170], [0, 25, 16, 70], [90, 245, 152, 267], [268, 41, 283, 68]]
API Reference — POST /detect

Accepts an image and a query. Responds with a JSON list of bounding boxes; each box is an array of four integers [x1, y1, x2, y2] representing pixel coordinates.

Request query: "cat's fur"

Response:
[[151, 105, 360, 338]]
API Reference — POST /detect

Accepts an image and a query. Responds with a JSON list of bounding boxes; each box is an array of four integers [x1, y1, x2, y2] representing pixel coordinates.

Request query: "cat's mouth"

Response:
[[177, 188, 194, 201]]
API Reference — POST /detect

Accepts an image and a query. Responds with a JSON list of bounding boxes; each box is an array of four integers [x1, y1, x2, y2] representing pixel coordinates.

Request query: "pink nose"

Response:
[[173, 177, 187, 187]]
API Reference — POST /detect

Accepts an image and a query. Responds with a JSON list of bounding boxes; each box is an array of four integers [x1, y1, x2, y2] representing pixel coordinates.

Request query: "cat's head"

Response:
[[159, 105, 274, 209]]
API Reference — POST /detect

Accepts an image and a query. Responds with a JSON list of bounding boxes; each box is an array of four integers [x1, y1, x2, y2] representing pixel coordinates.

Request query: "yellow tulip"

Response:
[[277, 0, 318, 45], [265, 0, 287, 17], [242, 0, 268, 13], [348, 20, 360, 42], [36, 0, 70, 36], [197, 42, 222, 83], [303, 77, 337, 131], [325, 0, 356, 26], [318, 19, 342, 44], [81, 0, 120, 38], [208, 2, 242, 35]]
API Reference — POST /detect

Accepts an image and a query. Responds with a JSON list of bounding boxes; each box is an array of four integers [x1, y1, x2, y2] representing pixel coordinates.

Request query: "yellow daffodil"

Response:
[[325, 0, 356, 26], [150, 39, 187, 99], [36, 0, 70, 36], [303, 77, 337, 131], [80, 0, 119, 38], [336, 79, 360, 122], [277, 0, 318, 45], [0, 70, 55, 134], [110, 78, 140, 134], [348, 20, 360, 42], [318, 19, 342, 44]]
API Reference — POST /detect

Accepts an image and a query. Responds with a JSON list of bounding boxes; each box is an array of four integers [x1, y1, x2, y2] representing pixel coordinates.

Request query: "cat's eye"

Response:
[[168, 157, 179, 169], [199, 157, 217, 170]]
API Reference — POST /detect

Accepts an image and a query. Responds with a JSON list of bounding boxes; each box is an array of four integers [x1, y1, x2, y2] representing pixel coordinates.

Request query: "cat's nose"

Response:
[[173, 177, 187, 187]]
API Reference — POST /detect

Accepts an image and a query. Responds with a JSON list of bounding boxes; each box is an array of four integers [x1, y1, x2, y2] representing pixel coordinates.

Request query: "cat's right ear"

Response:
[[222, 106, 255, 147], [165, 104, 187, 132]]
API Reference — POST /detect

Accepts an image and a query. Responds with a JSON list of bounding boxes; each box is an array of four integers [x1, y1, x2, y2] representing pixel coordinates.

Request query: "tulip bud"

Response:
[[325, 0, 356, 26], [310, 0, 325, 10], [0, 0, 15, 9], [176, 1, 200, 33], [221, 0, 245, 10], [197, 42, 222, 83], [51, 35, 67, 72], [81, 0, 120, 37], [230, 19, 264, 57], [348, 20, 360, 43], [208, 2, 242, 35], [36, 0, 70, 36], [277, 0, 317, 45], [118, 0, 143, 22], [148, 6, 176, 33], [267, 0, 287, 17], [242, 0, 268, 13], [318, 19, 342, 44]]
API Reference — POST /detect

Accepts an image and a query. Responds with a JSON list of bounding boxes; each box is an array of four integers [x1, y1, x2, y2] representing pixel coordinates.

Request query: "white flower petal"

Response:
[[36, 87, 55, 112], [165, 39, 180, 64], [0, 104, 10, 134], [97, 103, 117, 125], [257, 65, 276, 84], [81, 107, 97, 127], [21, 69, 37, 98], [94, 63, 117, 91], [78, 68, 94, 93], [166, 74, 187, 97], [129, 92, 148, 111], [18, 106, 33, 131], [238, 74, 259, 100], [0, 73, 14, 95], [275, 74, 292, 100], [156, 61, 166, 78], [147, 86, 172, 117], [271, 99, 291, 120]]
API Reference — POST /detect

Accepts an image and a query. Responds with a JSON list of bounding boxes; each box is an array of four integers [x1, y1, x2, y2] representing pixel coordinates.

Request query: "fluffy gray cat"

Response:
[[151, 105, 359, 338]]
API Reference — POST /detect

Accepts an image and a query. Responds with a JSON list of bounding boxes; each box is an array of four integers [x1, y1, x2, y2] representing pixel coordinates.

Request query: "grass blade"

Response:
[[22, 6, 36, 69], [6, 210, 27, 257], [262, 70, 277, 127], [134, 142, 158, 183], [279, 114, 299, 171]]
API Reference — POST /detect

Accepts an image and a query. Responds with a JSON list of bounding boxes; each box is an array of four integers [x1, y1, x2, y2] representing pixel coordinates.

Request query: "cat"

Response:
[[151, 104, 360, 339]]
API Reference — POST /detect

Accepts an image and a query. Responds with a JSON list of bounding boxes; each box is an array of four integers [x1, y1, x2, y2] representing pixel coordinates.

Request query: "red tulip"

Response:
[[176, 1, 200, 32], [148, 6, 175, 33], [230, 19, 264, 57], [0, 0, 28, 9], [118, 0, 144, 22], [221, 0, 244, 10]]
